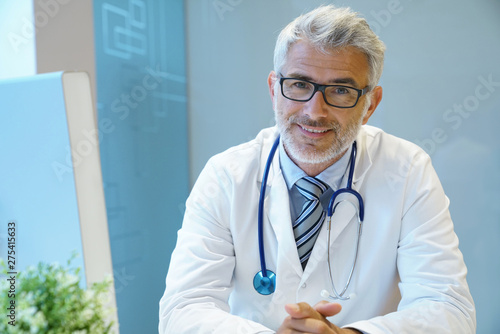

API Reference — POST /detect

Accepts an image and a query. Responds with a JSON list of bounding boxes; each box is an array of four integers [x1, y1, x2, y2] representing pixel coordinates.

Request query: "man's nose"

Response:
[[303, 90, 329, 118]]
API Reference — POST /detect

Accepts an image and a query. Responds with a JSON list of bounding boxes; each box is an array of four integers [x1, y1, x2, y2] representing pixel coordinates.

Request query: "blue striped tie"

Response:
[[294, 176, 328, 268]]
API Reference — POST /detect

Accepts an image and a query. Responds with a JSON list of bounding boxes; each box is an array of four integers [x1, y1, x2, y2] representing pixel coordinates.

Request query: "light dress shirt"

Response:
[[278, 138, 353, 222]]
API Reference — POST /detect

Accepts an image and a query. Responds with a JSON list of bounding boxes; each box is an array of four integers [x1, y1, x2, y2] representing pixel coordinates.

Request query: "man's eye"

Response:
[[292, 81, 309, 89], [334, 87, 350, 95]]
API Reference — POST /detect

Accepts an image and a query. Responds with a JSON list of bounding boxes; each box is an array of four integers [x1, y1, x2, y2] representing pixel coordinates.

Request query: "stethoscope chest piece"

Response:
[[253, 270, 276, 295]]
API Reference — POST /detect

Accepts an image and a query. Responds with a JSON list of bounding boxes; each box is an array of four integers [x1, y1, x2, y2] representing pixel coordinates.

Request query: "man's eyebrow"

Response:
[[284, 72, 360, 87], [329, 77, 359, 87], [284, 72, 315, 82]]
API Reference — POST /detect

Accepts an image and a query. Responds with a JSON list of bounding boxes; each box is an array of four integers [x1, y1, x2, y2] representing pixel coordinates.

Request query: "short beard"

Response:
[[275, 99, 369, 165]]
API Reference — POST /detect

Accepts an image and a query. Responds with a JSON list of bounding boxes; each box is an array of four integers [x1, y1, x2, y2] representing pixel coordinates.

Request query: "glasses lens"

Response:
[[282, 79, 314, 101], [324, 86, 359, 107]]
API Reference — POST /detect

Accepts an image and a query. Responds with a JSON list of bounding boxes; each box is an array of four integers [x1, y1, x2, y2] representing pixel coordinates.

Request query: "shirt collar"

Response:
[[279, 139, 353, 192]]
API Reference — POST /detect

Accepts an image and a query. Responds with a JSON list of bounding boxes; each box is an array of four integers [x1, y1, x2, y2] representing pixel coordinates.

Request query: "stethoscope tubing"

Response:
[[257, 135, 281, 278], [255, 135, 364, 299], [327, 141, 365, 220], [325, 141, 364, 299]]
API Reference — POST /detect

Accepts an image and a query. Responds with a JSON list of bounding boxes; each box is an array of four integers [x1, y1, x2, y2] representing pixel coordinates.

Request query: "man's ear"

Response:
[[268, 71, 277, 105], [362, 85, 383, 124]]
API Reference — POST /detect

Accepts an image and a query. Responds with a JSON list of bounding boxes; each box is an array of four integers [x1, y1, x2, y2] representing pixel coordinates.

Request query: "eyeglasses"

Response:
[[279, 74, 369, 108]]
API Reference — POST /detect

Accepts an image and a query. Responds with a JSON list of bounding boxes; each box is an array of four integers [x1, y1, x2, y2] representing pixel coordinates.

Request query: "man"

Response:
[[159, 5, 475, 333]]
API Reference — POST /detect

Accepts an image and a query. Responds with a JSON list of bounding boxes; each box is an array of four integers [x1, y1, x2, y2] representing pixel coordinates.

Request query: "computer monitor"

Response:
[[0, 71, 118, 330]]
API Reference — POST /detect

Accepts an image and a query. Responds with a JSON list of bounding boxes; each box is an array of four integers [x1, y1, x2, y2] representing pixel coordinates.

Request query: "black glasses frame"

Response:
[[279, 75, 370, 109]]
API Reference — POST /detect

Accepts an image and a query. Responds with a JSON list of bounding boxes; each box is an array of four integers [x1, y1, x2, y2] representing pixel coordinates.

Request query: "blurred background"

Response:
[[0, 0, 498, 333]]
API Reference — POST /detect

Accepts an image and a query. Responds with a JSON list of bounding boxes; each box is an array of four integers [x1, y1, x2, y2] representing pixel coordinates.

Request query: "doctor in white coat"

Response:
[[159, 5, 475, 334]]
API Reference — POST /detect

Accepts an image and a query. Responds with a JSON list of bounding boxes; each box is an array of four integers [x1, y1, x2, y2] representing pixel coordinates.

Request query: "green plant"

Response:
[[0, 253, 114, 333]]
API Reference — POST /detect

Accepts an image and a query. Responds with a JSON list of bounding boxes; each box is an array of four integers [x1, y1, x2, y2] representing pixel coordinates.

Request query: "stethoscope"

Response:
[[253, 135, 365, 300]]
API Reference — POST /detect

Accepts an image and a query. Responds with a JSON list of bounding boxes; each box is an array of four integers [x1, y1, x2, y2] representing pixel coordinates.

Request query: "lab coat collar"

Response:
[[351, 127, 373, 186], [256, 127, 278, 185]]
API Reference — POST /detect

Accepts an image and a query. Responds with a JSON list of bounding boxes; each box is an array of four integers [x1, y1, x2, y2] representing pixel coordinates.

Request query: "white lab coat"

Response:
[[159, 125, 475, 334]]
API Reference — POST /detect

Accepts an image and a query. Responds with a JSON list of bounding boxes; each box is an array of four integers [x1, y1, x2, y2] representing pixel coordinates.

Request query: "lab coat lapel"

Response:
[[258, 139, 303, 278], [265, 170, 303, 278], [318, 133, 373, 249], [352, 130, 372, 185]]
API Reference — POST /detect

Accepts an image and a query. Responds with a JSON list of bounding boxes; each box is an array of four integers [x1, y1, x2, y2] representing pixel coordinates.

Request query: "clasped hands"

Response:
[[277, 301, 361, 334]]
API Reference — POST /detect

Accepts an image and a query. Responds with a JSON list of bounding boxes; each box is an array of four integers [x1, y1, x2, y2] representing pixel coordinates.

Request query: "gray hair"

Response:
[[273, 5, 386, 90]]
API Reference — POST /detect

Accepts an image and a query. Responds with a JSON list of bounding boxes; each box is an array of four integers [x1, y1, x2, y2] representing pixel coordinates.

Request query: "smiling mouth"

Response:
[[298, 124, 330, 134]]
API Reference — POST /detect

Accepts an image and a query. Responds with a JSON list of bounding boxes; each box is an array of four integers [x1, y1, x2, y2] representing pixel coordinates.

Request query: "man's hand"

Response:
[[277, 301, 361, 333]]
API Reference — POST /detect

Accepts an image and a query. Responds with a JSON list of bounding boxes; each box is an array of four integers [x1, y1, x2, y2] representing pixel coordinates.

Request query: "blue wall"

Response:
[[93, 1, 188, 333]]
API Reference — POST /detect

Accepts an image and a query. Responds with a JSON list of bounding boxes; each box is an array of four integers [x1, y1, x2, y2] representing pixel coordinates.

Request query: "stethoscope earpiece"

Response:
[[320, 289, 332, 299], [321, 289, 356, 301]]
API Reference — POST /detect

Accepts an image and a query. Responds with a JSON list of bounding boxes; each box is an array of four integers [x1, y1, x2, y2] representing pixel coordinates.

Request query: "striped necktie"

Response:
[[293, 176, 328, 268]]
